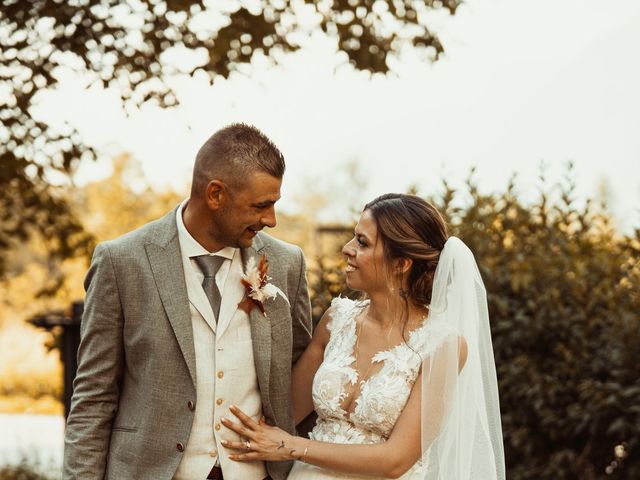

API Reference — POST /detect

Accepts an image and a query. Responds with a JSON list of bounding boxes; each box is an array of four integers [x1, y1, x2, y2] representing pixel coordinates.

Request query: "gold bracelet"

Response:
[[301, 446, 309, 463]]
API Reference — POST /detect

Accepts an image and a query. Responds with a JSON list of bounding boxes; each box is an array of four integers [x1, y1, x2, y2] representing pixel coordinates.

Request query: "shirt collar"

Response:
[[176, 199, 236, 260]]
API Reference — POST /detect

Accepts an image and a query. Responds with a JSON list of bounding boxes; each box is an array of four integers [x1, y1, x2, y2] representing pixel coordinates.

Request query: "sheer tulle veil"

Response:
[[420, 236, 506, 479]]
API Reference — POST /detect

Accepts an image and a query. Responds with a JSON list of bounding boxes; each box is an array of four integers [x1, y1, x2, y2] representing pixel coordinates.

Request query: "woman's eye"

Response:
[[357, 238, 367, 247]]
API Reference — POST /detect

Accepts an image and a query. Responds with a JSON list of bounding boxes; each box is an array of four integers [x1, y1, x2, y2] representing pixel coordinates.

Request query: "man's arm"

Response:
[[289, 247, 312, 365], [288, 247, 316, 437], [63, 243, 125, 479]]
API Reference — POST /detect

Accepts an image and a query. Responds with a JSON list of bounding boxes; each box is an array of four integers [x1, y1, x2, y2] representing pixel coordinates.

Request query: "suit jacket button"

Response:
[[188, 401, 195, 411], [177, 442, 185, 452]]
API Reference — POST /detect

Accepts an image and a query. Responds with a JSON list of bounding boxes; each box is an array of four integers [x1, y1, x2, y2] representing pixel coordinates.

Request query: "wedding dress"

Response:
[[288, 297, 457, 480]]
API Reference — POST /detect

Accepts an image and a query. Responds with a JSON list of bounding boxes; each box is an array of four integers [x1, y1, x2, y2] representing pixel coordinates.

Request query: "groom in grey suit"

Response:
[[63, 124, 312, 480]]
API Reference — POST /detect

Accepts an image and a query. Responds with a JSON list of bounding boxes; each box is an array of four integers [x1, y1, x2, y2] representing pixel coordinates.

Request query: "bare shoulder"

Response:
[[313, 297, 363, 344], [311, 304, 339, 348]]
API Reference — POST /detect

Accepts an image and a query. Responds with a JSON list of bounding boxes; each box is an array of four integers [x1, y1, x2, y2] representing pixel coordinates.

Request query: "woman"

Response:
[[221, 194, 505, 479]]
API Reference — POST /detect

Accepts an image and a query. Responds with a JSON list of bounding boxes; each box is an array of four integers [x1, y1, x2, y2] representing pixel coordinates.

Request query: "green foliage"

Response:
[[0, 178, 94, 294], [310, 252, 350, 325], [0, 0, 459, 280], [307, 166, 640, 479], [0, 462, 53, 480], [307, 225, 362, 325], [443, 168, 640, 479]]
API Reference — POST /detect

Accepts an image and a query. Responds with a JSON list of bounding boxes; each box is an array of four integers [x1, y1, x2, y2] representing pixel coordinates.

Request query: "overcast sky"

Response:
[[34, 0, 640, 230]]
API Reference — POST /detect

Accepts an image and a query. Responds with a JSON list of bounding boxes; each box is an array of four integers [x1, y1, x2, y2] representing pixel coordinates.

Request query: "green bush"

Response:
[[444, 170, 639, 480], [0, 463, 53, 480], [308, 169, 640, 479]]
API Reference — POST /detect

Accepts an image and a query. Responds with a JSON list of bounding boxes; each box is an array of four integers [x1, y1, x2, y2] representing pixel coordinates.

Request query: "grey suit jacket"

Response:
[[63, 208, 312, 480]]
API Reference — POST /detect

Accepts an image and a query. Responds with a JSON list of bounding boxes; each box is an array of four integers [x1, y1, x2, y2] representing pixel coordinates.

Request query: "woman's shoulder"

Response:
[[325, 296, 367, 332], [413, 314, 462, 358], [329, 295, 365, 311]]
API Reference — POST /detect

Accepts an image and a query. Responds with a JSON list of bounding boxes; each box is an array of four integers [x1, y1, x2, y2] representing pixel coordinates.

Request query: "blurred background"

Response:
[[1, 0, 639, 479]]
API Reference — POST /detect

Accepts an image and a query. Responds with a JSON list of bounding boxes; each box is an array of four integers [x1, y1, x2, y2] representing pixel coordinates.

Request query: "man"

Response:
[[63, 124, 313, 480]]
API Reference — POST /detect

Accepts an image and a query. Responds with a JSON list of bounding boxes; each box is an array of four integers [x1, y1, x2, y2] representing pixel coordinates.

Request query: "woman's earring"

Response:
[[399, 288, 409, 298]]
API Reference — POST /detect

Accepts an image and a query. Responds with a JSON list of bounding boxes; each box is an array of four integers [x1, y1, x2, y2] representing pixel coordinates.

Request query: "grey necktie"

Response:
[[193, 255, 225, 321]]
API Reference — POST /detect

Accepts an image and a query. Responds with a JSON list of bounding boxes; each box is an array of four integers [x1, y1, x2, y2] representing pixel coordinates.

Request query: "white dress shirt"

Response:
[[173, 200, 267, 480], [176, 199, 236, 298]]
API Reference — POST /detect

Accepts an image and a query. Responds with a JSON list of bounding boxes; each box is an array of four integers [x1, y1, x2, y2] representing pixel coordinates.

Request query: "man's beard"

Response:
[[208, 216, 240, 249]]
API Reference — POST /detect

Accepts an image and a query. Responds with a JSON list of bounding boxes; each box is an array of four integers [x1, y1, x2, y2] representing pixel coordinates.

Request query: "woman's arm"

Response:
[[222, 377, 421, 479], [223, 334, 468, 478], [291, 307, 332, 425]]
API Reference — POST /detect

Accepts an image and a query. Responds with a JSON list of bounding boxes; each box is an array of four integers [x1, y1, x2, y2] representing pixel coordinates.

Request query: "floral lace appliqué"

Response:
[[309, 297, 457, 479]]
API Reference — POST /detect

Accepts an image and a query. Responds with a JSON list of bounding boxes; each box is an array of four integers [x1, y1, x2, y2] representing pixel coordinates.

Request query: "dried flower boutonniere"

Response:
[[238, 255, 289, 316]]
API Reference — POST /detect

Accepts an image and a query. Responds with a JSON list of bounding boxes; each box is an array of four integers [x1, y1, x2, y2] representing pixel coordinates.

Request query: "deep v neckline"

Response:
[[338, 301, 429, 418]]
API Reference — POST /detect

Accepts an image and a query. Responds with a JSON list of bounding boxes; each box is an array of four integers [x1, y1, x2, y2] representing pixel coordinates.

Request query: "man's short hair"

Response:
[[190, 123, 285, 196]]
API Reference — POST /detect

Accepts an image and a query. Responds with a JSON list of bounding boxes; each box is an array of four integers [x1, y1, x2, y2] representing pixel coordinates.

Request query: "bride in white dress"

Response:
[[221, 194, 505, 479]]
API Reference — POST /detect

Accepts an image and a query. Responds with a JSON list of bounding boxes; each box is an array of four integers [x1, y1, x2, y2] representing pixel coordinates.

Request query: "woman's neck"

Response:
[[366, 290, 427, 329]]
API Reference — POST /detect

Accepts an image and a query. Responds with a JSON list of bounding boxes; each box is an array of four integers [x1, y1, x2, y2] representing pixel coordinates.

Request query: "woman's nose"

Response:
[[342, 238, 355, 257]]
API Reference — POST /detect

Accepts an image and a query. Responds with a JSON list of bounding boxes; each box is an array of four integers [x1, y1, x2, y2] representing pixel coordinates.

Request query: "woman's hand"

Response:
[[221, 405, 304, 462]]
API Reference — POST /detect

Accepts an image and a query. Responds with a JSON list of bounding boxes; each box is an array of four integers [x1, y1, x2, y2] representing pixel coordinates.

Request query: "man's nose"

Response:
[[261, 206, 277, 228]]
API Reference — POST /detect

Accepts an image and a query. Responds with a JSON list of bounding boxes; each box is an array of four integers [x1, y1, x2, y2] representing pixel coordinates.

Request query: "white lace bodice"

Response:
[[305, 297, 457, 479]]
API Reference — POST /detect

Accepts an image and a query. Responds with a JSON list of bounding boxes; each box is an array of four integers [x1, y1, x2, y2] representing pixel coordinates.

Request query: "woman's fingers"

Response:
[[221, 417, 252, 438], [221, 438, 271, 462], [221, 408, 289, 463], [229, 405, 260, 429], [220, 439, 251, 451], [228, 452, 263, 461]]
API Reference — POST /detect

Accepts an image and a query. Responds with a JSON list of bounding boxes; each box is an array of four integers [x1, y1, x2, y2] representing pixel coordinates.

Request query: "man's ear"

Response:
[[205, 180, 225, 210]]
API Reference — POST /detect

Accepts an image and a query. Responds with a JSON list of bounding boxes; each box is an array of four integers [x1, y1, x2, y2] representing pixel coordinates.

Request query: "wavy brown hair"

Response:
[[364, 193, 449, 308]]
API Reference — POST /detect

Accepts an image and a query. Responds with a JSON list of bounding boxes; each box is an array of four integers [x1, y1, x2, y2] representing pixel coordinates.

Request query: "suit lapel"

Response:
[[145, 210, 197, 386], [241, 236, 273, 410]]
